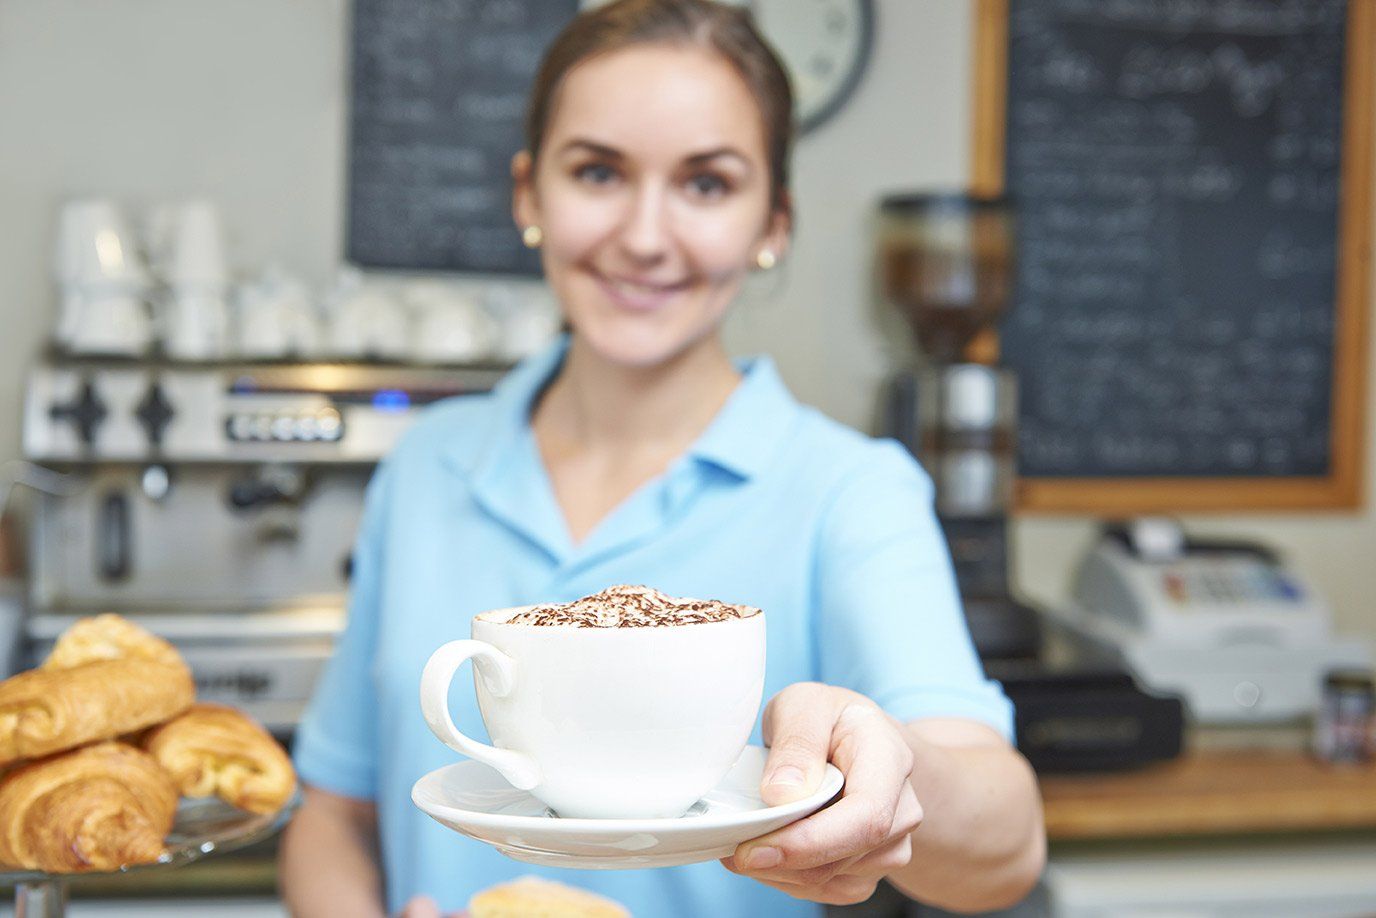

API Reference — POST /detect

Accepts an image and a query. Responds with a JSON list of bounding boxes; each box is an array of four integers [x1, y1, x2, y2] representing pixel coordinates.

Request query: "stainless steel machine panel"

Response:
[[28, 467, 366, 611], [24, 361, 505, 463]]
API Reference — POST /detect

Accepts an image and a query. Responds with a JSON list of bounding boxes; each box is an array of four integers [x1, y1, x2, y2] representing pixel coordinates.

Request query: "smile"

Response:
[[595, 272, 690, 312]]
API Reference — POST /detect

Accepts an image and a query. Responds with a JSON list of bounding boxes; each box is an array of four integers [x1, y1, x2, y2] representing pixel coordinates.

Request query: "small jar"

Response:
[[1312, 670, 1375, 764]]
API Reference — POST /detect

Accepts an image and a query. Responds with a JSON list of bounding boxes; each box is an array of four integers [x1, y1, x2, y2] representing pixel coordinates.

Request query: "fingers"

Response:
[[759, 683, 840, 806], [844, 831, 914, 878], [726, 781, 919, 880], [722, 834, 912, 905], [735, 870, 883, 907], [740, 705, 920, 871]]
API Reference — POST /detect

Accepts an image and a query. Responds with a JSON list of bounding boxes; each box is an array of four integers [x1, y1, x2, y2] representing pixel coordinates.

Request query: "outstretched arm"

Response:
[[723, 683, 1045, 913]]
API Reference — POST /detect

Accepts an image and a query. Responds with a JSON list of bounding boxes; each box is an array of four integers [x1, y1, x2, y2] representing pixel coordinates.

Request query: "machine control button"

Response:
[[227, 414, 255, 441], [49, 379, 108, 446], [1233, 681, 1262, 709], [225, 409, 344, 443], [316, 409, 343, 441], [135, 381, 176, 447], [140, 464, 172, 501]]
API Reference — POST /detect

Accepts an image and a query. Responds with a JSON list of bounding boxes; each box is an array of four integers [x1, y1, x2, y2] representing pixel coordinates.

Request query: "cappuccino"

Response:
[[504, 584, 760, 628]]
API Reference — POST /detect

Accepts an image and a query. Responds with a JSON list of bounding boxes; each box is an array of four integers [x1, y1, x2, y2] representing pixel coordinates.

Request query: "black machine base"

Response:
[[986, 660, 1185, 773]]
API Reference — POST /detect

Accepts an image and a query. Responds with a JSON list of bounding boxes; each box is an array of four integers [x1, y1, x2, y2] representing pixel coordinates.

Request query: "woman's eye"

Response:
[[686, 173, 729, 198], [574, 163, 618, 185]]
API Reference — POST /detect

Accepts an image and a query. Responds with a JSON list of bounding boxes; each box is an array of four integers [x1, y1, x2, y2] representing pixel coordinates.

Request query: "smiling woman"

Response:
[[279, 3, 1044, 918], [512, 39, 790, 370]]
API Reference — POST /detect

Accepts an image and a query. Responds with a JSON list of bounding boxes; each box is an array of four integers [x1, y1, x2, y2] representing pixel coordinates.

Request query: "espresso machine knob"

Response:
[[134, 381, 176, 447], [49, 379, 108, 447]]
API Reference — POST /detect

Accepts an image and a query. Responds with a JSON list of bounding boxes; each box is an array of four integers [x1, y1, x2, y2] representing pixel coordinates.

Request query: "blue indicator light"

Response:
[[372, 390, 410, 412]]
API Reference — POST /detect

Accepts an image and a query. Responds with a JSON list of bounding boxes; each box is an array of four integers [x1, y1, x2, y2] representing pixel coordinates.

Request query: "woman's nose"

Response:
[[616, 183, 671, 261]]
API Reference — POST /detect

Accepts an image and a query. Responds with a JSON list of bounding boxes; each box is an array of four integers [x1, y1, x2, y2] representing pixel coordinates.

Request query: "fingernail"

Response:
[[744, 846, 782, 869], [768, 765, 805, 787]]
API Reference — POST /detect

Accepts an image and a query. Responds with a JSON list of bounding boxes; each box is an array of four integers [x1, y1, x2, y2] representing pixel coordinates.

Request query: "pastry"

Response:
[[0, 741, 178, 872], [141, 704, 295, 815], [42, 613, 186, 671], [0, 658, 195, 764], [469, 876, 631, 917]]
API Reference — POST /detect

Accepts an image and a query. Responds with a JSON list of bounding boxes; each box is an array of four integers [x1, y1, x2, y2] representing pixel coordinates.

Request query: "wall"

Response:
[[0, 0, 1371, 636]]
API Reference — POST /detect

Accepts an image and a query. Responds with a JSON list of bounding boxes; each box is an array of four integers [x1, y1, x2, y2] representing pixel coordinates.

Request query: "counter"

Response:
[[1040, 747, 1376, 840]]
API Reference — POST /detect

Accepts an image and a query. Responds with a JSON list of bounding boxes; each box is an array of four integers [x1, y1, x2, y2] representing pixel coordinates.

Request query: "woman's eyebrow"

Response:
[[683, 147, 751, 169], [556, 138, 624, 158]]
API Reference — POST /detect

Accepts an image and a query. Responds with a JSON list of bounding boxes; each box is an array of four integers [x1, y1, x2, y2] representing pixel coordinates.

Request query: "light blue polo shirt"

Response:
[[294, 337, 1012, 918]]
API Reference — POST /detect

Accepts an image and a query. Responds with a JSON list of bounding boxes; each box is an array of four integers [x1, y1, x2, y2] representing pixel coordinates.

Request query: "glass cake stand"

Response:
[[0, 790, 300, 918]]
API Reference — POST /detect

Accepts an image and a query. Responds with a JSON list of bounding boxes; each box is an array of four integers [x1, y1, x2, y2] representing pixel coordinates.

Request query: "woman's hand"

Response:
[[721, 683, 923, 906]]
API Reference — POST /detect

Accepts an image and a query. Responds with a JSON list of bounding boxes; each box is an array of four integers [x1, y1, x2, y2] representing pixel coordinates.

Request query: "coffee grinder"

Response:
[[877, 193, 1041, 661], [872, 195, 1188, 776]]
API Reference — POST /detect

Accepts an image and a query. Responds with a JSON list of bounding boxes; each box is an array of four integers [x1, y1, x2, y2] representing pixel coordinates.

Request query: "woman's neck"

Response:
[[533, 333, 741, 456]]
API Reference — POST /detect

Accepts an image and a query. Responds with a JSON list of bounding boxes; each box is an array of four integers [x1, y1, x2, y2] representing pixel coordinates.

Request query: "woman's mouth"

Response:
[[594, 272, 689, 312]]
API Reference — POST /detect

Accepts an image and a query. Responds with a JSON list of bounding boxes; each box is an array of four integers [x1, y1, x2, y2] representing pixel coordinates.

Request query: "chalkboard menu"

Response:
[[346, 0, 580, 274], [973, 0, 1373, 510]]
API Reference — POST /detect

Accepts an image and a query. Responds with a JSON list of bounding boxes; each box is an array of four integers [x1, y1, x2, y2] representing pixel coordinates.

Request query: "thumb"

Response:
[[759, 684, 835, 806], [398, 896, 442, 918]]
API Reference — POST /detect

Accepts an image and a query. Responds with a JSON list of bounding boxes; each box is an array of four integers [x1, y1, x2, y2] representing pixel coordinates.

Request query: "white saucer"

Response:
[[412, 745, 844, 869]]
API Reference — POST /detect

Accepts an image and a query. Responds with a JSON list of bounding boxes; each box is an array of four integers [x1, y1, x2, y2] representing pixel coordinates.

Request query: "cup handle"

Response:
[[419, 640, 542, 790]]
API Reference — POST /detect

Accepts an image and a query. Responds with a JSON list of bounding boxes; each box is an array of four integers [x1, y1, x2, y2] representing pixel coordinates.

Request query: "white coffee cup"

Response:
[[421, 605, 766, 819], [325, 269, 409, 360], [235, 267, 319, 358], [53, 199, 153, 355], [406, 285, 499, 364], [54, 198, 149, 290], [162, 288, 229, 360]]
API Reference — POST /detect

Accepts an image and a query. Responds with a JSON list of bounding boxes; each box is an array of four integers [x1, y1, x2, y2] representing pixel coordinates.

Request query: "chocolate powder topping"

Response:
[[507, 584, 760, 628]]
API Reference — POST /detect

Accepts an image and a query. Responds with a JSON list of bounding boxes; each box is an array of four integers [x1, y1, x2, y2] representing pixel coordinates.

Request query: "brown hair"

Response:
[[524, 0, 794, 214]]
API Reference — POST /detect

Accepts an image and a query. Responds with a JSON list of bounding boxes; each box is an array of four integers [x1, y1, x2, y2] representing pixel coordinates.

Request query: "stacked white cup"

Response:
[[406, 282, 500, 364], [148, 200, 231, 360], [324, 268, 410, 360], [53, 199, 154, 355], [235, 265, 320, 359]]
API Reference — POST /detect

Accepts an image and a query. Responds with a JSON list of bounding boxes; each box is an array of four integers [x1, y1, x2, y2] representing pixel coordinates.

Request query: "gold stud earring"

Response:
[[522, 225, 544, 249], [755, 248, 777, 271]]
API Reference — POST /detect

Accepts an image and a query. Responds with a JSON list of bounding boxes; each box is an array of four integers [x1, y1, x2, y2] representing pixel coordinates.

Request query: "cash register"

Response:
[[1046, 519, 1371, 724]]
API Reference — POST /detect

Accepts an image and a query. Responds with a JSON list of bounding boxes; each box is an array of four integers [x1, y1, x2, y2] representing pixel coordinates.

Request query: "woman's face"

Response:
[[513, 44, 789, 369]]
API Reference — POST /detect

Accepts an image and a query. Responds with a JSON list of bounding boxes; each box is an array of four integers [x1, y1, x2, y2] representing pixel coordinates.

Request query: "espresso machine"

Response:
[[877, 193, 1040, 662], [18, 357, 505, 734]]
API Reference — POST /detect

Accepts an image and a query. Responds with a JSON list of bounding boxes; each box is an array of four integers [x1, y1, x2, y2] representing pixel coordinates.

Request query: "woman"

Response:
[[279, 2, 1044, 916]]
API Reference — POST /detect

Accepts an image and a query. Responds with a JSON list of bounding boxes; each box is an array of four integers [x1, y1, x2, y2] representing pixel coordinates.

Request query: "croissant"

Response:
[[0, 741, 178, 872], [469, 877, 630, 918], [0, 659, 195, 765], [141, 704, 295, 815], [42, 613, 186, 672]]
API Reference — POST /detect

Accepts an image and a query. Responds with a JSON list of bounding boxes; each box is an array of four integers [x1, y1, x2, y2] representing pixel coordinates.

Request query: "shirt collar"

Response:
[[442, 335, 800, 483], [686, 353, 798, 481]]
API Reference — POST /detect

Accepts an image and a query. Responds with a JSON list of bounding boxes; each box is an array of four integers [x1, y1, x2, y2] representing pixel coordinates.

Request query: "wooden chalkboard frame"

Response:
[[972, 0, 1374, 513]]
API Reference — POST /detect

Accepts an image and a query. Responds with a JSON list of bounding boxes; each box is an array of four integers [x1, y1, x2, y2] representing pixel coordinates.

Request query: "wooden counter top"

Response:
[[1039, 748, 1376, 841]]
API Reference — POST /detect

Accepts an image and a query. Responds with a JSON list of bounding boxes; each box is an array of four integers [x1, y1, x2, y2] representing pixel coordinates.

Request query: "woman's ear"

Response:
[[764, 191, 794, 263], [511, 150, 539, 231]]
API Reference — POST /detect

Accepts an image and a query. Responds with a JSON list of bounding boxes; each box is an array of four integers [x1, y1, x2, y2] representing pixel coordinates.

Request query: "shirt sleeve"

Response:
[[814, 441, 1014, 741], [292, 460, 393, 800]]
